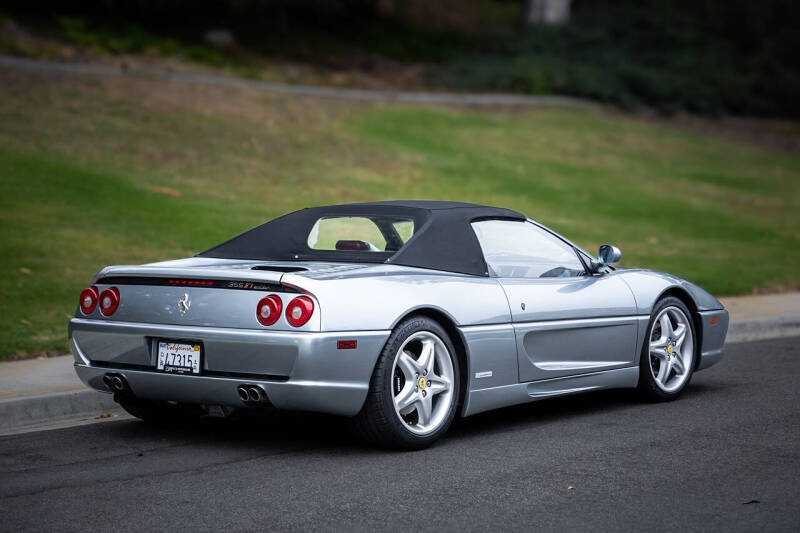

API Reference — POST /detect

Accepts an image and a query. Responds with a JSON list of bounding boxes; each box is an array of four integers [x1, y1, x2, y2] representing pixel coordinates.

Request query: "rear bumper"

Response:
[[697, 309, 729, 371], [69, 318, 390, 416]]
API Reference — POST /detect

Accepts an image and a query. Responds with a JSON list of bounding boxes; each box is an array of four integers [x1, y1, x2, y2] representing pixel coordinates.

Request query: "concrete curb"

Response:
[[725, 315, 800, 344], [0, 389, 119, 433], [1, 317, 799, 434]]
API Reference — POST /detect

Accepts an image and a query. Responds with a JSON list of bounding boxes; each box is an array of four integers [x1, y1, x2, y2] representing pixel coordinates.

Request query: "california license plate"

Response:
[[157, 341, 202, 374]]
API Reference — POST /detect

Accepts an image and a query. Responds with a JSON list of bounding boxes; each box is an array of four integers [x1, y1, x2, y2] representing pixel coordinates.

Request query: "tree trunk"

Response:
[[522, 0, 572, 26]]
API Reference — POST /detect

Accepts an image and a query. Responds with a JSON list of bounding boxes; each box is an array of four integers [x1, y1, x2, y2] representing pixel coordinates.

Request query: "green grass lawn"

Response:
[[0, 70, 798, 359]]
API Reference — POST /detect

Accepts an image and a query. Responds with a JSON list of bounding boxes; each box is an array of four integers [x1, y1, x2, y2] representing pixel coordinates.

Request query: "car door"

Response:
[[471, 219, 640, 382]]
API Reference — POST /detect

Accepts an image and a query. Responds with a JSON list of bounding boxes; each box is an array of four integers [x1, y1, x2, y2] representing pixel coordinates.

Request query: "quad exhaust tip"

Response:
[[237, 384, 269, 405], [103, 372, 129, 393], [237, 386, 250, 402]]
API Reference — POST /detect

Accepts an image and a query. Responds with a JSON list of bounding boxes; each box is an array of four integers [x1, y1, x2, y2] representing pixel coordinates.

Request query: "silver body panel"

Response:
[[513, 315, 646, 381], [71, 318, 390, 416], [72, 251, 729, 418], [499, 274, 641, 381], [85, 284, 320, 332], [462, 367, 640, 417]]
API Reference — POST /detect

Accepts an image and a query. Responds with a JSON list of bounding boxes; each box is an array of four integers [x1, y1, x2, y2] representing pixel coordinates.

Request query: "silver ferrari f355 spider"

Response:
[[70, 201, 728, 448]]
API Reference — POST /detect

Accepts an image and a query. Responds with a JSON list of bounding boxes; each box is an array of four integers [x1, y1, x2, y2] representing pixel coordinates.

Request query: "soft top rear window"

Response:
[[307, 216, 415, 252], [198, 204, 429, 266]]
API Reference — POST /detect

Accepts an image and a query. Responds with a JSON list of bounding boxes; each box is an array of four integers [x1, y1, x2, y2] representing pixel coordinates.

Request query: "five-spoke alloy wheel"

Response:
[[354, 316, 461, 449], [391, 331, 455, 435], [638, 296, 696, 400]]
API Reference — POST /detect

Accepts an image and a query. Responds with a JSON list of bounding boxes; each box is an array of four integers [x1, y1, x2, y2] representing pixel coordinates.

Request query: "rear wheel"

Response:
[[115, 394, 203, 424], [637, 296, 696, 401], [353, 316, 461, 449]]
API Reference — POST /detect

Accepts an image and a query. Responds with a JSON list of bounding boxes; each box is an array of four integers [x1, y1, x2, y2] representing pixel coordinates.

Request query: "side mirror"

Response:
[[598, 244, 622, 266], [588, 244, 622, 273]]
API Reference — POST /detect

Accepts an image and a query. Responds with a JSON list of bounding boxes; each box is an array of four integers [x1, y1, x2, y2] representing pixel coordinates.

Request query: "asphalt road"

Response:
[[1, 337, 798, 532]]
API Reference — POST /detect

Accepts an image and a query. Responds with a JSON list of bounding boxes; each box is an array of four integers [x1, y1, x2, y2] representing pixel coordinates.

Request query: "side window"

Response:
[[471, 220, 585, 278]]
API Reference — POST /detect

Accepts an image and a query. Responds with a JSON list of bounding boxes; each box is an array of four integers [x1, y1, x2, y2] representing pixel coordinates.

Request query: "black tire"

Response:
[[115, 394, 203, 424], [353, 316, 461, 450], [637, 296, 697, 401]]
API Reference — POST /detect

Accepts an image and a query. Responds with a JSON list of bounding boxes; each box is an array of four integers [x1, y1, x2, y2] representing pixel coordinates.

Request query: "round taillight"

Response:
[[256, 295, 282, 326], [99, 287, 120, 316], [286, 296, 314, 327], [79, 286, 99, 315]]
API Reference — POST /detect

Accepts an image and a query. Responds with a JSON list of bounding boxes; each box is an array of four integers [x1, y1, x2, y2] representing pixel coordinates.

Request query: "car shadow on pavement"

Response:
[[98, 379, 727, 452], [102, 408, 366, 452], [451, 379, 729, 438]]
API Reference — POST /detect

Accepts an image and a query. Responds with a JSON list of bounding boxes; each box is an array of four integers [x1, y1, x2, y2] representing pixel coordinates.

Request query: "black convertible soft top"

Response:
[[199, 201, 526, 276]]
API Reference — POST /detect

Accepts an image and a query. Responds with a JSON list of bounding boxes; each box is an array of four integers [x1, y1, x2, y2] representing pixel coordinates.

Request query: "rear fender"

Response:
[[284, 269, 512, 331]]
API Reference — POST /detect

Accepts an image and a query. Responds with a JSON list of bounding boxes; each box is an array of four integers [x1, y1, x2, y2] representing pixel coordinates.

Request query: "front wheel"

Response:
[[637, 296, 697, 401], [353, 316, 461, 449]]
